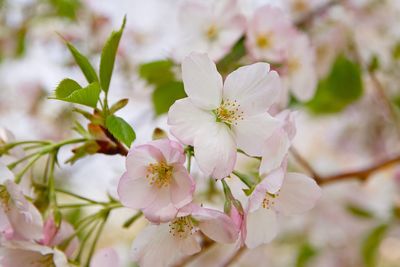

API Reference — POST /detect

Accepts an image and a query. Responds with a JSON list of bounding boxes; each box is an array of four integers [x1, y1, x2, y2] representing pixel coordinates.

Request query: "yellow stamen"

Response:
[[146, 162, 173, 188], [262, 192, 279, 209], [169, 216, 195, 239], [206, 24, 218, 40], [214, 99, 244, 125], [256, 33, 273, 49]]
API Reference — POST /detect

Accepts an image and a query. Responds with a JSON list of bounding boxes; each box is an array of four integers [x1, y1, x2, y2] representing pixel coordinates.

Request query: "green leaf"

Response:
[[152, 81, 186, 115], [49, 0, 80, 20], [345, 203, 374, 219], [66, 42, 98, 83], [361, 224, 389, 267], [139, 60, 175, 86], [307, 54, 363, 114], [54, 79, 100, 108], [105, 115, 135, 147], [99, 16, 126, 93], [296, 242, 318, 267], [217, 37, 246, 75]]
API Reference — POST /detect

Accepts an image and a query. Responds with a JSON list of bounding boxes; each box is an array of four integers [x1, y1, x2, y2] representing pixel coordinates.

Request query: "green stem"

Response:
[[55, 188, 106, 204], [76, 220, 101, 261], [14, 154, 42, 183], [7, 151, 40, 170], [85, 211, 109, 267], [232, 170, 254, 188], [123, 212, 143, 228], [187, 153, 192, 172], [58, 203, 100, 209]]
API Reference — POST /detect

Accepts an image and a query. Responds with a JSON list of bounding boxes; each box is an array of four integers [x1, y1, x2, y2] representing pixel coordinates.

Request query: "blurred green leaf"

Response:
[[105, 115, 135, 147], [392, 42, 400, 60], [296, 242, 317, 267], [152, 81, 186, 115], [54, 79, 100, 108], [100, 16, 126, 93], [307, 54, 363, 114], [139, 60, 175, 86], [49, 0, 80, 20], [345, 203, 374, 219], [217, 37, 246, 75], [361, 224, 388, 267], [66, 42, 99, 83]]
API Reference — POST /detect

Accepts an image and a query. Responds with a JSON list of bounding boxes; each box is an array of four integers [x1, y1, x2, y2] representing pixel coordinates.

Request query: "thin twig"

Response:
[[295, 0, 342, 27]]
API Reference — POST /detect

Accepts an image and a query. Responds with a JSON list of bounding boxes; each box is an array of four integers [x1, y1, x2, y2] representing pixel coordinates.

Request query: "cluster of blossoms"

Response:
[[175, 0, 317, 105], [118, 52, 321, 266], [0, 165, 78, 266]]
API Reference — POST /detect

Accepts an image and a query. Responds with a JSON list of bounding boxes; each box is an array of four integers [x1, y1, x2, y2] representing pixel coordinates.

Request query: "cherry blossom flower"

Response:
[[168, 52, 281, 179], [118, 139, 195, 223], [245, 172, 321, 248], [0, 240, 70, 267], [131, 204, 239, 267], [246, 5, 295, 62], [0, 179, 43, 241], [282, 32, 317, 103], [174, 0, 246, 61]]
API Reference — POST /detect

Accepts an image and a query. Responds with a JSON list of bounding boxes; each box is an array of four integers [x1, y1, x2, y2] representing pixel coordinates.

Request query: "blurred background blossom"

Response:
[[1, 0, 400, 266]]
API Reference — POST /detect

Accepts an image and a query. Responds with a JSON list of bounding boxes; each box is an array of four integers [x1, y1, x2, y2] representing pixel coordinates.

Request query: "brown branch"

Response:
[[290, 148, 400, 185], [295, 0, 342, 27]]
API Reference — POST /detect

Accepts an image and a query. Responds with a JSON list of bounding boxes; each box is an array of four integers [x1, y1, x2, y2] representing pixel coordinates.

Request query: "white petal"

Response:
[[0, 163, 14, 183], [170, 166, 195, 208], [125, 145, 161, 178], [193, 122, 236, 179], [193, 207, 239, 243], [182, 52, 223, 110], [275, 172, 322, 216], [260, 168, 285, 194], [223, 63, 281, 115], [168, 98, 215, 145], [233, 113, 279, 156], [259, 129, 290, 175], [245, 208, 278, 249]]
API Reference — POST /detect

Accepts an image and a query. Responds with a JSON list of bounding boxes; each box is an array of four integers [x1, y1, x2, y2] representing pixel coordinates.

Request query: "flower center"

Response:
[[146, 162, 173, 188], [288, 58, 301, 74], [169, 216, 195, 239], [262, 192, 279, 209], [206, 24, 218, 41], [214, 100, 243, 125], [0, 185, 10, 212], [35, 254, 55, 266], [292, 0, 309, 13], [256, 33, 273, 49]]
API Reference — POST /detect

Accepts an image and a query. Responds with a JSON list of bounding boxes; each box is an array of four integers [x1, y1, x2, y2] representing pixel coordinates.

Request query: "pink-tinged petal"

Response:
[[90, 248, 119, 267], [170, 166, 195, 208], [223, 63, 281, 115], [149, 139, 185, 165], [179, 1, 211, 33], [247, 178, 269, 213], [0, 163, 14, 183], [276, 110, 297, 140], [168, 98, 215, 145], [259, 129, 290, 175], [132, 224, 195, 267], [118, 172, 156, 210], [43, 218, 78, 258], [142, 187, 178, 223], [192, 206, 239, 243], [245, 208, 278, 248], [233, 113, 279, 156], [0, 208, 12, 238], [182, 52, 223, 110], [178, 235, 201, 255], [125, 145, 161, 178], [275, 172, 322, 216], [5, 180, 43, 241], [194, 122, 236, 179], [260, 168, 285, 194]]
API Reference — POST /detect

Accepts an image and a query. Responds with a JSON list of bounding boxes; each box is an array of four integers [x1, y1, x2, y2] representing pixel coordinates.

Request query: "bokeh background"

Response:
[[1, 0, 400, 266]]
